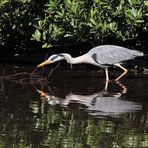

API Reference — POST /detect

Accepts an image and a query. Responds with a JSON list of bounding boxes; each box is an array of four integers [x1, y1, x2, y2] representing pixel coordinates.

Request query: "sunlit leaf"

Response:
[[131, 7, 138, 17], [49, 24, 53, 34], [33, 29, 41, 41], [43, 31, 46, 40], [90, 18, 96, 25], [42, 43, 48, 48], [12, 24, 16, 30], [0, 0, 8, 7]]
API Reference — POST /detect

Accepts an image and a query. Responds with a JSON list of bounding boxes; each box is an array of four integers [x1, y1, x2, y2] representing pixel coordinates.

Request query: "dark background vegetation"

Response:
[[0, 0, 148, 65]]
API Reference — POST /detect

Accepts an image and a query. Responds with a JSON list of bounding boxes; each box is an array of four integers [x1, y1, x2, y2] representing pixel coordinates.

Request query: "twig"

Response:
[[45, 54, 49, 60], [47, 63, 60, 78], [0, 64, 56, 85], [4, 72, 30, 78], [31, 67, 39, 75]]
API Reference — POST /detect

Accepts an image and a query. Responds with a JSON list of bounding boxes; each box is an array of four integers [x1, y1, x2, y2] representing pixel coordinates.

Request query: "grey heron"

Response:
[[37, 45, 143, 81]]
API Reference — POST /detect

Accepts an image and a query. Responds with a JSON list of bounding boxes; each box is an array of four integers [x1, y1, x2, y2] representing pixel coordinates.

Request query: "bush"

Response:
[[0, 0, 148, 49], [32, 0, 148, 48], [0, 0, 46, 47]]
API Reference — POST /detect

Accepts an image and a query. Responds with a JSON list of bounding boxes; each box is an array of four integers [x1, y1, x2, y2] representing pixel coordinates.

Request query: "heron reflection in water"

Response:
[[36, 81, 141, 117], [37, 45, 143, 81]]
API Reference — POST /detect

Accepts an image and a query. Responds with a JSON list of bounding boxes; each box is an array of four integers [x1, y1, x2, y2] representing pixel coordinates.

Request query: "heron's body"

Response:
[[37, 45, 143, 81], [88, 45, 143, 65]]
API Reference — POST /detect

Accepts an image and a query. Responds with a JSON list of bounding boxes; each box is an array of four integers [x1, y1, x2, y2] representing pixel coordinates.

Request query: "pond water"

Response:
[[0, 64, 148, 148]]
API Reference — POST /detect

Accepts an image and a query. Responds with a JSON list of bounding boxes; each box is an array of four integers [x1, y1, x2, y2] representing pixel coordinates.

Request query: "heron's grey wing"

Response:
[[89, 45, 143, 65]]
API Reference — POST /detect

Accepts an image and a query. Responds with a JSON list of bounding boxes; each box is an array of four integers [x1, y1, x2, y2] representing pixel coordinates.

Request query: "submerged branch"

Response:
[[0, 64, 59, 85]]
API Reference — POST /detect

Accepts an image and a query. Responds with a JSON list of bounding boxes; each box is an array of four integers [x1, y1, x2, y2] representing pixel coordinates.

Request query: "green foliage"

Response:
[[32, 0, 147, 48], [0, 0, 46, 46], [0, 0, 8, 6], [0, 0, 147, 48]]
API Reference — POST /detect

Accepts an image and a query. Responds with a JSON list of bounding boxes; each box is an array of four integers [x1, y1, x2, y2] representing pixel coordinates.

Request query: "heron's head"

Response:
[[37, 54, 72, 67]]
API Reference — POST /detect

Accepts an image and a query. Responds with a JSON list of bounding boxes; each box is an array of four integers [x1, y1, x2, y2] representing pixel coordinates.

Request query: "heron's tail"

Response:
[[134, 50, 144, 56]]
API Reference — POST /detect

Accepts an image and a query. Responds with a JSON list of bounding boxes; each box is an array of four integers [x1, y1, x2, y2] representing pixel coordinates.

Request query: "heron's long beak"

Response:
[[37, 60, 53, 67]]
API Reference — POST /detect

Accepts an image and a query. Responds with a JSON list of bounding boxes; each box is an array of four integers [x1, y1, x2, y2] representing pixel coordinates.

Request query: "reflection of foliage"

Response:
[[30, 99, 148, 148]]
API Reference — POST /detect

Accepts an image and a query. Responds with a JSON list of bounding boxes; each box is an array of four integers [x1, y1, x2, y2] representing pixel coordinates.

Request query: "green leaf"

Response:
[[49, 24, 53, 33], [43, 31, 46, 40], [38, 20, 43, 28], [47, 44, 52, 48], [131, 7, 138, 17], [0, 0, 8, 6], [42, 43, 47, 48], [56, 11, 63, 17], [90, 18, 96, 26], [12, 24, 16, 30], [53, 24, 58, 33], [71, 4, 78, 14], [145, 1, 148, 7], [136, 20, 144, 23], [128, 0, 141, 5], [94, 0, 100, 3], [33, 29, 41, 41], [90, 9, 94, 17], [109, 22, 117, 31], [42, 43, 52, 48], [64, 0, 71, 6]]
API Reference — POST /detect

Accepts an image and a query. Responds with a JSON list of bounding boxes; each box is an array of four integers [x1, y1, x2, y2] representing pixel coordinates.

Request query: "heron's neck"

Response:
[[69, 54, 89, 64]]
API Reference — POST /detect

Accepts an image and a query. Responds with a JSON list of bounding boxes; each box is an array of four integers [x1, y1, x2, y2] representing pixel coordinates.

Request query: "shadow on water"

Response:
[[0, 64, 148, 147]]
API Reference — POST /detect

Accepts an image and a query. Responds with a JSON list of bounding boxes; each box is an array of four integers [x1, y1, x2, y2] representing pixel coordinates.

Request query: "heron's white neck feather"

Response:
[[68, 54, 91, 64]]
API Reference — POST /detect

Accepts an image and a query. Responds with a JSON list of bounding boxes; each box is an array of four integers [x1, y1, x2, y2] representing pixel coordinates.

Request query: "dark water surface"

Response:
[[0, 64, 148, 148]]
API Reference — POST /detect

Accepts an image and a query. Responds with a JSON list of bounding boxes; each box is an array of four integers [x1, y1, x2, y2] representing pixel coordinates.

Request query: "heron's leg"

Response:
[[114, 63, 128, 81], [105, 67, 109, 81], [104, 80, 109, 90]]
